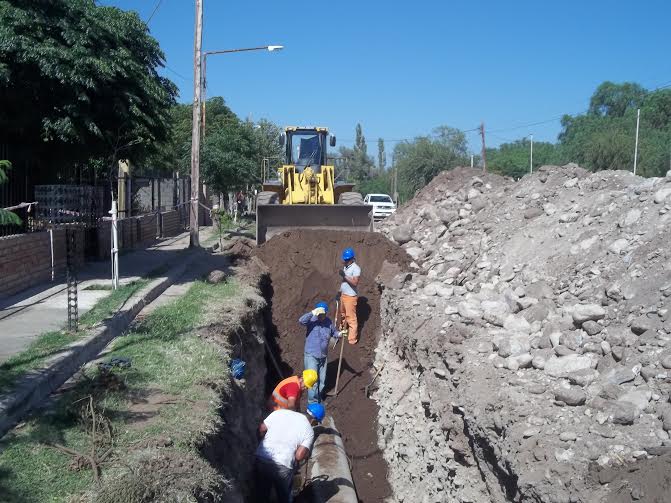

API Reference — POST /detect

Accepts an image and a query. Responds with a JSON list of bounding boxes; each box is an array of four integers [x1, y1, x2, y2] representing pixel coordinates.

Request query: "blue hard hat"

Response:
[[307, 403, 326, 422], [342, 248, 355, 261], [315, 301, 328, 313]]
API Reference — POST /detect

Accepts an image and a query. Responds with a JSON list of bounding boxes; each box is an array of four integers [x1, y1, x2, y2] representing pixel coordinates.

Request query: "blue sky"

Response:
[[104, 0, 670, 153]]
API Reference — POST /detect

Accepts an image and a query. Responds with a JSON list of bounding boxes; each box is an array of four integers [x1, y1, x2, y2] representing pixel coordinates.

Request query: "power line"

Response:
[[146, 0, 163, 24], [163, 64, 190, 82]]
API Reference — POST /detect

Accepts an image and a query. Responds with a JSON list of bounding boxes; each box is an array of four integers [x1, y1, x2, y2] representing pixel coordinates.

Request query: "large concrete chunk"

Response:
[[544, 354, 599, 377]]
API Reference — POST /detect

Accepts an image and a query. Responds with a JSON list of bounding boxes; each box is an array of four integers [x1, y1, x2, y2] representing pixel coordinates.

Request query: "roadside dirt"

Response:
[[254, 229, 410, 502]]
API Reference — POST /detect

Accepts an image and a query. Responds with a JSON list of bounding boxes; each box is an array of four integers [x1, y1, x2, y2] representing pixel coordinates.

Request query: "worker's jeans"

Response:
[[254, 456, 295, 503], [339, 293, 358, 343], [304, 353, 327, 404]]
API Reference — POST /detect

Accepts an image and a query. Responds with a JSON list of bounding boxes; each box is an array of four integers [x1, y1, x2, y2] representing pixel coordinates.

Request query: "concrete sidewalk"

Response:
[[0, 227, 215, 363]]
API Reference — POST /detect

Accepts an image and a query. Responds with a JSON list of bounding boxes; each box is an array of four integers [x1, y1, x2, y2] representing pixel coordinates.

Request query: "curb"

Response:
[[308, 415, 358, 502], [0, 251, 200, 439]]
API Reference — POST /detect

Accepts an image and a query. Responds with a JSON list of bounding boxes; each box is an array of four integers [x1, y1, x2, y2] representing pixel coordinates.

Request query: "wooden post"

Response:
[[480, 122, 487, 172], [189, 0, 203, 248]]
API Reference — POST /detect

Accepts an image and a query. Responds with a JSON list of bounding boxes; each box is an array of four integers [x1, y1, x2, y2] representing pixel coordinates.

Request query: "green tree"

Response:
[[351, 123, 375, 180], [588, 81, 647, 118], [0, 160, 21, 225], [487, 139, 563, 179], [394, 126, 468, 200], [377, 138, 386, 172], [0, 0, 177, 175]]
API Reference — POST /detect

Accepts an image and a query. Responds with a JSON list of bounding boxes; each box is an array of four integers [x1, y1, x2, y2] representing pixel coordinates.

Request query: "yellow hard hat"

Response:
[[302, 369, 318, 388]]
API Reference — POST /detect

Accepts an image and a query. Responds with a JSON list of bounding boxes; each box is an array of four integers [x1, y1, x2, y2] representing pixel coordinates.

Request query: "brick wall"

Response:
[[0, 228, 85, 298]]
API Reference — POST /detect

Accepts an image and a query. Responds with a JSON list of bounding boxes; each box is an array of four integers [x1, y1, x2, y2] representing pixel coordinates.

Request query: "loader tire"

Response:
[[256, 191, 279, 206], [338, 192, 364, 205]]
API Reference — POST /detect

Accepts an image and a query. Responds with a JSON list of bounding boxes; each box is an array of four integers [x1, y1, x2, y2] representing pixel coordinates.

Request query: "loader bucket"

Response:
[[256, 204, 374, 245]]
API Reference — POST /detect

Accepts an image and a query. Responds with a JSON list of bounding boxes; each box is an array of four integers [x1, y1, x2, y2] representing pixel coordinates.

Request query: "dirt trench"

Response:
[[254, 229, 410, 502]]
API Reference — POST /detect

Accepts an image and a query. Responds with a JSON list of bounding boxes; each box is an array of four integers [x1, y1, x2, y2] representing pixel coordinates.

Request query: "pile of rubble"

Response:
[[374, 165, 671, 502]]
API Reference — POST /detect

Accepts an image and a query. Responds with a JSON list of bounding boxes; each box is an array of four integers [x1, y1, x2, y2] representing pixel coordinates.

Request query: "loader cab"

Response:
[[280, 127, 336, 172]]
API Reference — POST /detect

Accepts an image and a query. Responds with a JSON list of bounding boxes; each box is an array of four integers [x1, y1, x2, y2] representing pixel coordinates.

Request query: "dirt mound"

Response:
[[375, 164, 671, 502], [254, 229, 410, 502]]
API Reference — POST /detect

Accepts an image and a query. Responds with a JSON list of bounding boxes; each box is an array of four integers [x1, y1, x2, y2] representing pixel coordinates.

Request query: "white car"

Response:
[[363, 193, 396, 220]]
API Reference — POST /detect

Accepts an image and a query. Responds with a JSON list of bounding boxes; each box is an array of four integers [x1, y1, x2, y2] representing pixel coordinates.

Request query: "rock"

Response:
[[388, 273, 412, 290], [505, 357, 520, 371], [392, 224, 414, 244], [503, 314, 531, 334], [405, 246, 424, 261], [549, 331, 561, 348], [504, 289, 524, 313], [582, 320, 603, 336], [527, 383, 546, 394], [522, 301, 551, 324], [572, 304, 606, 325], [640, 366, 657, 382], [608, 238, 629, 255], [555, 386, 587, 406], [437, 209, 459, 225], [532, 355, 546, 370], [457, 302, 483, 321], [481, 301, 510, 326], [661, 354, 671, 369], [618, 389, 651, 414], [424, 282, 453, 298], [622, 208, 642, 226], [612, 346, 625, 362], [654, 186, 671, 204], [544, 354, 599, 377], [604, 365, 640, 385], [567, 369, 599, 387], [497, 336, 531, 358], [207, 269, 227, 284], [559, 332, 582, 351], [554, 345, 575, 357], [524, 207, 543, 219], [559, 431, 577, 442], [662, 408, 671, 432], [600, 341, 611, 355], [543, 203, 557, 216], [631, 315, 655, 335], [477, 341, 493, 353], [608, 401, 638, 425], [523, 428, 540, 438], [516, 353, 533, 368]]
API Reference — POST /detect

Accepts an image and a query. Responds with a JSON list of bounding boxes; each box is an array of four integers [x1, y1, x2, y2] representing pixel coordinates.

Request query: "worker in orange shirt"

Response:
[[267, 369, 318, 411]]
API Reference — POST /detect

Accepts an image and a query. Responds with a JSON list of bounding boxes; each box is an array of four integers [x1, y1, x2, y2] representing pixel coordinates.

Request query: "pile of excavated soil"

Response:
[[375, 164, 671, 503], [254, 229, 410, 502]]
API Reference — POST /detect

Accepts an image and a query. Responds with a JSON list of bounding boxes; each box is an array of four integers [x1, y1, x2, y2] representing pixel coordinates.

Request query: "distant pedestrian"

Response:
[[299, 301, 342, 404], [267, 369, 319, 411], [254, 403, 326, 503], [338, 247, 361, 344]]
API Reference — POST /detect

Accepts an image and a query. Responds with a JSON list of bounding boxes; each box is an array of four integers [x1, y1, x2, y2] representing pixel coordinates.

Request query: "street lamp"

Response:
[[201, 45, 284, 132]]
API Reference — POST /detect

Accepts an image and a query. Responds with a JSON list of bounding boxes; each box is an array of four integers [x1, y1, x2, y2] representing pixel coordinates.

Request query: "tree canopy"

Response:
[[0, 0, 177, 170], [394, 127, 469, 200]]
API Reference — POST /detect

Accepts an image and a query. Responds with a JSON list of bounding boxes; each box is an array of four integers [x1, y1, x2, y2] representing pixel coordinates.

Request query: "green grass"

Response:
[[0, 279, 239, 503], [79, 280, 148, 327], [0, 280, 148, 394]]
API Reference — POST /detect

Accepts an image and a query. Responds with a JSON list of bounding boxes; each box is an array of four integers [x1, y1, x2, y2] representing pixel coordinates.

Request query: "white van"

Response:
[[363, 193, 396, 221]]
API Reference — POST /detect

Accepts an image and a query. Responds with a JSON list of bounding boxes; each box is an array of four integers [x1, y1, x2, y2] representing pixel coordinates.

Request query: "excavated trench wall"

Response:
[[198, 265, 269, 502]]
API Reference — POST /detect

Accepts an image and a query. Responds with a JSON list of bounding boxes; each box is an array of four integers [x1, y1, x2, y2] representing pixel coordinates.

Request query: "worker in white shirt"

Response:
[[253, 403, 326, 502]]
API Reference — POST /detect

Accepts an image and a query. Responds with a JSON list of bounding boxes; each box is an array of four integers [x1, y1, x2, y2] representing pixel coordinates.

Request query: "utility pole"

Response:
[[530, 134, 534, 174], [189, 0, 203, 248], [633, 108, 640, 176], [480, 122, 487, 172]]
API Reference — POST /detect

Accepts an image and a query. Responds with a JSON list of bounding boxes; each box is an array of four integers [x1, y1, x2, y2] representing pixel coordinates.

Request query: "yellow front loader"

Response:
[[256, 126, 372, 244]]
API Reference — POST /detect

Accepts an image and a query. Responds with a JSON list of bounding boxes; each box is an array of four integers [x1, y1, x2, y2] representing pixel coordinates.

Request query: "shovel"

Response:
[[327, 298, 346, 398]]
